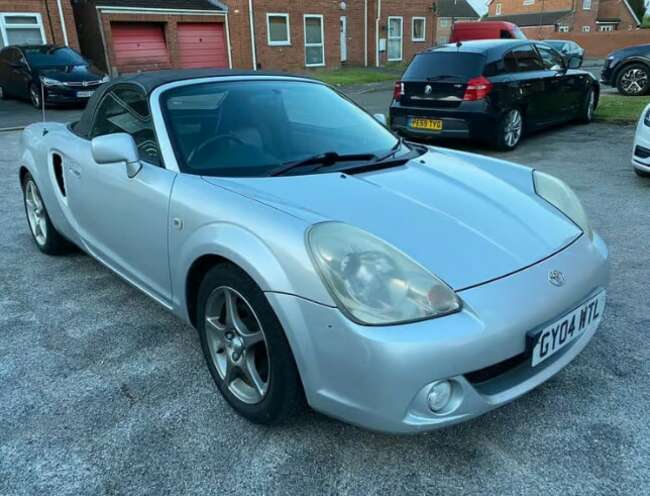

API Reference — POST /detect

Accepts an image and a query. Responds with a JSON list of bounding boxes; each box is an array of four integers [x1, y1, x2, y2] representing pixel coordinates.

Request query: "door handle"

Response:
[[69, 167, 81, 177]]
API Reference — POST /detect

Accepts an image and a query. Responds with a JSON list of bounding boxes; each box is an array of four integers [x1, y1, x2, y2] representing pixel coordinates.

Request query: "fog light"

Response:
[[427, 380, 452, 412]]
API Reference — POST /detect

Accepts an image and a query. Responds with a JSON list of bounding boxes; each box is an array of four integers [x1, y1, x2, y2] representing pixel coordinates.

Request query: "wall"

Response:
[[540, 30, 650, 56], [488, 0, 574, 16], [0, 0, 79, 49], [521, 24, 558, 38]]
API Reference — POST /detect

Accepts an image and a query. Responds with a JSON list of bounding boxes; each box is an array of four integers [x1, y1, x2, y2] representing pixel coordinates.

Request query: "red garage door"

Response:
[[178, 23, 228, 69], [111, 23, 169, 72]]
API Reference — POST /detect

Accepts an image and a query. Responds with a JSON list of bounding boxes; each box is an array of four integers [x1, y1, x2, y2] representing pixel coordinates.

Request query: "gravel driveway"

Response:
[[1, 120, 649, 495]]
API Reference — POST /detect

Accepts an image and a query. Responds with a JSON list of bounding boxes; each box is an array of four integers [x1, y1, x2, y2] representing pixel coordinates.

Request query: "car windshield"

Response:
[[23, 47, 87, 68], [402, 52, 485, 81], [161, 80, 400, 177]]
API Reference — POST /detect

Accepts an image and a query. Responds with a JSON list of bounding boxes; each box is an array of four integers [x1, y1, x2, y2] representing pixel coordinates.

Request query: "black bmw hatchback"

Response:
[[389, 40, 598, 150], [0, 45, 108, 108]]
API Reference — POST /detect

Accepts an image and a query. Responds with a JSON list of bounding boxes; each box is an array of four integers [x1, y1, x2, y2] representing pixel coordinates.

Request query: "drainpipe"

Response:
[[248, 0, 257, 70], [375, 0, 382, 67], [364, 0, 368, 66], [55, 0, 69, 46]]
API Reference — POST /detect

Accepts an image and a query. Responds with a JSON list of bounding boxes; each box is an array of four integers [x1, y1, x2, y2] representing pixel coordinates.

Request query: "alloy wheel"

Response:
[[621, 68, 648, 95], [30, 86, 41, 108], [504, 109, 522, 148], [204, 286, 270, 404], [24, 180, 47, 246], [587, 91, 595, 121]]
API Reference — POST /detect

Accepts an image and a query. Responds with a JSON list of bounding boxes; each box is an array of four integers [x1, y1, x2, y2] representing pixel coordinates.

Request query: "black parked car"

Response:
[[389, 40, 598, 150], [601, 43, 650, 96], [0, 45, 108, 108], [543, 40, 584, 67]]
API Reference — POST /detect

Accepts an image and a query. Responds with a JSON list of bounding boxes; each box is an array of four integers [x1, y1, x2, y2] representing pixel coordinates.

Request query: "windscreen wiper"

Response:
[[373, 138, 404, 163], [269, 152, 375, 177]]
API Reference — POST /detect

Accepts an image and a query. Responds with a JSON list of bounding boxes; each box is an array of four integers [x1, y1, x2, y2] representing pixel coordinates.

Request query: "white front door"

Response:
[[340, 16, 347, 62], [387, 17, 403, 62]]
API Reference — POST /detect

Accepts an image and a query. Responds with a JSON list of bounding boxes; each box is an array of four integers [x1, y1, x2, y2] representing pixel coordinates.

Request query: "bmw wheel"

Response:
[[577, 87, 596, 124], [196, 263, 303, 424], [617, 64, 650, 96], [496, 109, 523, 151], [22, 173, 70, 255]]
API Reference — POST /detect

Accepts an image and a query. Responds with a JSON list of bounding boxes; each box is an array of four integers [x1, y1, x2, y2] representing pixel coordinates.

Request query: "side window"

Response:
[[503, 51, 518, 73], [537, 45, 564, 70], [500, 30, 513, 39], [90, 87, 161, 166], [512, 45, 544, 72]]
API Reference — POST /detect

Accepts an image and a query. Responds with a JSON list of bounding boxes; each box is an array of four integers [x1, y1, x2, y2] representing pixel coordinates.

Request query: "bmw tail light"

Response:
[[463, 76, 493, 101], [393, 81, 404, 100]]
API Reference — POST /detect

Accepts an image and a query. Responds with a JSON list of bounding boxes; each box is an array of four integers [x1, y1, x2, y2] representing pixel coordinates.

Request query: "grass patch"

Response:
[[308, 68, 399, 86], [595, 94, 650, 123]]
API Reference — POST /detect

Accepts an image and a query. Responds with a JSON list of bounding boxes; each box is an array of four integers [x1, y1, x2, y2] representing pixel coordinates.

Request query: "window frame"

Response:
[[582, 25, 591, 32], [558, 25, 569, 33], [582, 0, 592, 9], [523, 0, 535, 5], [266, 13, 291, 47], [412, 16, 426, 42], [303, 14, 325, 68], [535, 43, 565, 71], [89, 84, 163, 167], [495, 3, 502, 15], [0, 13, 46, 47], [599, 24, 614, 32], [439, 18, 450, 28], [387, 16, 404, 62]]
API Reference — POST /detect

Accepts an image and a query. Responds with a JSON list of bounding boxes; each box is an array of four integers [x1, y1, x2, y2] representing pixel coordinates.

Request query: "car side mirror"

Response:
[[10, 61, 25, 70], [567, 56, 582, 69], [373, 113, 387, 125], [91, 133, 142, 178]]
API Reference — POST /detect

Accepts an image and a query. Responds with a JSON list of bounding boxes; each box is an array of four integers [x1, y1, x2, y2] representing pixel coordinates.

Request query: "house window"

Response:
[[582, 0, 592, 9], [599, 24, 614, 32], [523, 0, 535, 5], [582, 25, 591, 32], [495, 3, 502, 15], [266, 13, 290, 46], [558, 25, 569, 32], [304, 15, 325, 67], [0, 13, 46, 47], [440, 18, 450, 27], [412, 17, 426, 42]]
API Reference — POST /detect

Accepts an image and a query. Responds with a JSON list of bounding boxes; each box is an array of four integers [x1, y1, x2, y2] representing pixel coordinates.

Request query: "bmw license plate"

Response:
[[530, 291, 606, 367], [409, 117, 443, 131], [77, 90, 94, 98]]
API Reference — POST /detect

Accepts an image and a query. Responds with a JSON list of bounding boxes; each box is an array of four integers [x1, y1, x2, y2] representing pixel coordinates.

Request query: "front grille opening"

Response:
[[634, 145, 650, 159], [465, 352, 528, 385]]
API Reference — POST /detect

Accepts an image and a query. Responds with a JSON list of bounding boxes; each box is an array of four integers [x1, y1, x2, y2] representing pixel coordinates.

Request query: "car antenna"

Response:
[[456, 41, 462, 52]]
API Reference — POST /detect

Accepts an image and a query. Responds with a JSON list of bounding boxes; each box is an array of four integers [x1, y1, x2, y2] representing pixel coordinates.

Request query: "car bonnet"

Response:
[[202, 150, 581, 291]]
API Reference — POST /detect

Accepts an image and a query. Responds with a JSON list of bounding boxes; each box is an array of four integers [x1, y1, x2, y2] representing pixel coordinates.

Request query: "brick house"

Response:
[[72, 0, 437, 75], [485, 0, 640, 36], [434, 0, 480, 45], [225, 0, 437, 71], [0, 0, 79, 49]]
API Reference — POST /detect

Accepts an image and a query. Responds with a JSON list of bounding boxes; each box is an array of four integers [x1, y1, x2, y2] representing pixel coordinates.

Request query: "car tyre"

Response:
[[634, 168, 650, 178], [29, 83, 42, 109], [196, 263, 304, 425], [495, 108, 523, 151], [22, 173, 71, 255], [616, 63, 650, 96], [577, 87, 596, 124]]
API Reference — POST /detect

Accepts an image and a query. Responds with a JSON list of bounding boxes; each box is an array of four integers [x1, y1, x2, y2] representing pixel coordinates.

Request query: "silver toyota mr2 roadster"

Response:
[[19, 69, 608, 433]]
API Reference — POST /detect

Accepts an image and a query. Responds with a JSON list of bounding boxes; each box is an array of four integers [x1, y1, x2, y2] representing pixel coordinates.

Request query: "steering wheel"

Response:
[[187, 133, 248, 165]]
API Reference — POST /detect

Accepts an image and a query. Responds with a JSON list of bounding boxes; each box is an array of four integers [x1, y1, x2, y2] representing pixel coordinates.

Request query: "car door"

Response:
[[65, 85, 176, 305], [505, 44, 558, 127], [535, 43, 573, 117], [3, 48, 28, 97]]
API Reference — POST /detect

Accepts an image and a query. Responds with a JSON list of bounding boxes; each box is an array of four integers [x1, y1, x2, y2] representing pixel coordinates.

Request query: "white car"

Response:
[[632, 103, 650, 177]]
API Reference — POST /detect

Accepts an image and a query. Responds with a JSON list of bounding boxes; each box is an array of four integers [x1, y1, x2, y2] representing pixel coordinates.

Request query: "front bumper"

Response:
[[388, 100, 498, 142], [43, 84, 100, 104], [600, 60, 617, 86], [267, 233, 608, 433], [632, 109, 650, 172]]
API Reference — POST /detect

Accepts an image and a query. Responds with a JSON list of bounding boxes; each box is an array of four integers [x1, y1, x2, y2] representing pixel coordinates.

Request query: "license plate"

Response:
[[77, 91, 94, 98], [409, 117, 443, 131], [530, 291, 606, 367]]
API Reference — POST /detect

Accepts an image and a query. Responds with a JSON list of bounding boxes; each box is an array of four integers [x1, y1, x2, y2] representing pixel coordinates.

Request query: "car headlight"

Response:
[[644, 109, 650, 127], [41, 77, 62, 87], [533, 170, 592, 238], [100, 75, 110, 83], [307, 222, 461, 325]]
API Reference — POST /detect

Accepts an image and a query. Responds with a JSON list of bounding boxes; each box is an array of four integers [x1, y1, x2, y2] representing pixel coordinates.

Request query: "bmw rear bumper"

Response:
[[267, 233, 608, 433]]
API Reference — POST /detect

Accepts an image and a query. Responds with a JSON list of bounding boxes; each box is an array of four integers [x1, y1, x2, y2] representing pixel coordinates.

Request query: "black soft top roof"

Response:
[[74, 68, 311, 138]]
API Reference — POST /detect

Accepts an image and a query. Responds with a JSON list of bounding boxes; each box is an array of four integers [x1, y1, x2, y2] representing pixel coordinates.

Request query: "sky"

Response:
[[467, 0, 489, 16]]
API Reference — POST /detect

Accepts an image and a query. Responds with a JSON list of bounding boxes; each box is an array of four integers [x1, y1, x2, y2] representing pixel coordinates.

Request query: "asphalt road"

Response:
[[1, 97, 649, 494]]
